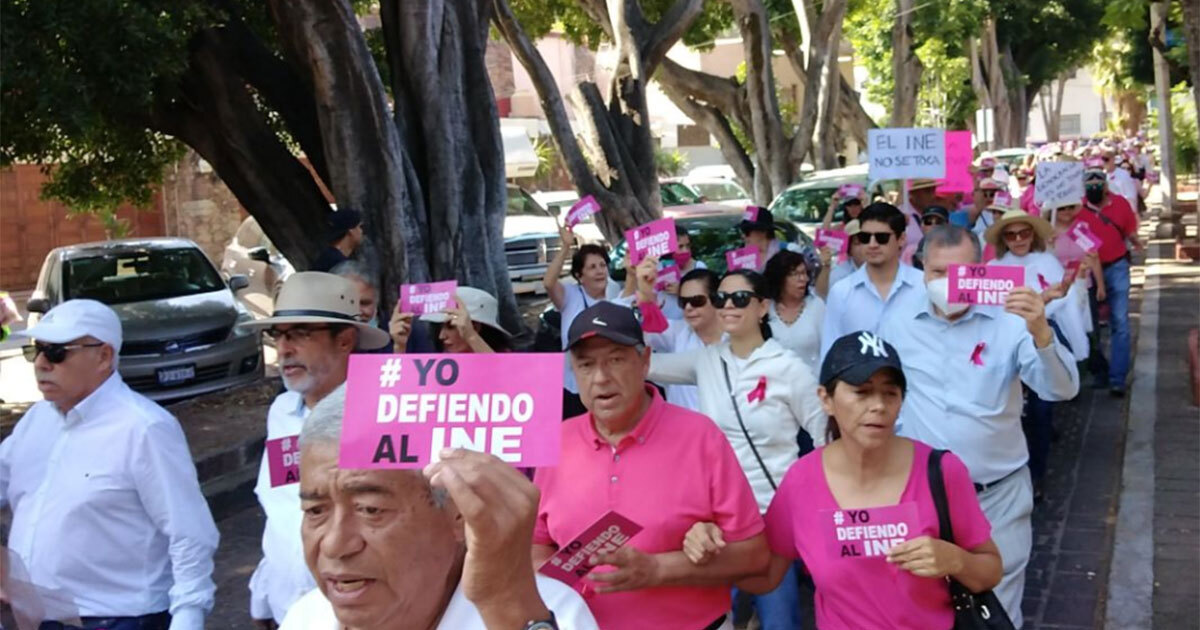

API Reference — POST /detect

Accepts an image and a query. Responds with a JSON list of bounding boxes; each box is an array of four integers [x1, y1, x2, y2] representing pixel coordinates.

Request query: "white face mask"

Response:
[[926, 277, 969, 317]]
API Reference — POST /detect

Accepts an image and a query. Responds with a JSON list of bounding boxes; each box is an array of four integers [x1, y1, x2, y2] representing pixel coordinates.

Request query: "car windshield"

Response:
[[769, 186, 839, 223], [660, 182, 703, 206], [690, 182, 746, 202], [507, 188, 550, 217], [63, 247, 226, 304]]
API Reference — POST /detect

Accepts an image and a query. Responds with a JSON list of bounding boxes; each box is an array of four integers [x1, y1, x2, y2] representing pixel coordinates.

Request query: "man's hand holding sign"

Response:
[[949, 264, 1052, 348]]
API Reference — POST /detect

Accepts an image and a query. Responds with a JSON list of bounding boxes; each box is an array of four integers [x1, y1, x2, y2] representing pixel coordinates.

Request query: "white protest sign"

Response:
[[867, 128, 947, 181], [1034, 162, 1085, 209]]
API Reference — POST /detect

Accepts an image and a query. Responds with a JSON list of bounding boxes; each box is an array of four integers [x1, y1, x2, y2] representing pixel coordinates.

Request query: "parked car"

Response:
[[504, 185, 580, 292], [659, 180, 735, 218], [768, 164, 873, 238], [222, 216, 296, 319], [681, 176, 754, 209], [28, 238, 263, 402]]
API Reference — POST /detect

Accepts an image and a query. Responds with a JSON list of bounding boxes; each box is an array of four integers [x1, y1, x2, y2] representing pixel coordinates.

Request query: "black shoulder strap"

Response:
[[926, 448, 954, 543], [1086, 203, 1127, 238], [721, 358, 778, 491]]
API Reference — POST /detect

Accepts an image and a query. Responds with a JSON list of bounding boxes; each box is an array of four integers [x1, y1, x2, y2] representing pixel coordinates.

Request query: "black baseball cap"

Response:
[[326, 208, 363, 241], [819, 331, 906, 391], [921, 206, 950, 221], [567, 302, 645, 350]]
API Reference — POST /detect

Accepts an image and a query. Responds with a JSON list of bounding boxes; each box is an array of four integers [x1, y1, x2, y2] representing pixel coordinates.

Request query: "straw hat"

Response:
[[908, 178, 939, 191], [844, 219, 862, 236], [984, 210, 1054, 249], [420, 286, 512, 337], [238, 272, 391, 350]]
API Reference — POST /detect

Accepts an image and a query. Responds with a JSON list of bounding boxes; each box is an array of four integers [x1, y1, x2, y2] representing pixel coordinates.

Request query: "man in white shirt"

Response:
[[281, 389, 597, 630], [0, 299, 218, 630], [878, 225, 1080, 628], [239, 272, 391, 628], [820, 202, 926, 359], [1102, 149, 1139, 210]]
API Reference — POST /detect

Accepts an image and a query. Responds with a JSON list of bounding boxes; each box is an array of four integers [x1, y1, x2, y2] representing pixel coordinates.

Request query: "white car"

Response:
[[530, 190, 605, 244], [681, 176, 754, 210]]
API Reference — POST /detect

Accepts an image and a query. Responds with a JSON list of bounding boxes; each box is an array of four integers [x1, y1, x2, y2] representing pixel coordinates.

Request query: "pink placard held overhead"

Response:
[[1069, 221, 1101, 253], [265, 435, 301, 487], [565, 195, 602, 228], [936, 130, 974, 194], [654, 265, 681, 291], [949, 264, 1025, 305], [725, 246, 761, 272], [626, 218, 678, 266], [836, 183, 865, 200], [822, 502, 919, 560], [741, 206, 762, 223], [814, 228, 849, 257], [400, 281, 458, 315], [538, 511, 643, 588], [339, 353, 564, 470]]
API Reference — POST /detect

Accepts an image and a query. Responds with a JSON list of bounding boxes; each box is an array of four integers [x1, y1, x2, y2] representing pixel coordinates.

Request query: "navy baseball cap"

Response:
[[326, 208, 363, 240], [567, 302, 644, 350], [819, 331, 906, 391]]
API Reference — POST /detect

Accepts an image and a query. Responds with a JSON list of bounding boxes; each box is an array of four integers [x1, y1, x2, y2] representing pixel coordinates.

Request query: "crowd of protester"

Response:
[[0, 133, 1156, 630]]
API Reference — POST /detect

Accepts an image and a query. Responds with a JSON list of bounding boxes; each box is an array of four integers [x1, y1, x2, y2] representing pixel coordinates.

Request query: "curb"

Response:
[[195, 433, 265, 520]]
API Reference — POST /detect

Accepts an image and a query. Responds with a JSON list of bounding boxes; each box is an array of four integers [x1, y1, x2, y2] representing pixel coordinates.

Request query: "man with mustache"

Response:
[[239, 272, 391, 628]]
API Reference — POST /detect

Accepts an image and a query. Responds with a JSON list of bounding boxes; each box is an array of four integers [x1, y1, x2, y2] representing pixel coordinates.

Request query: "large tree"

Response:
[[1, 0, 525, 330]]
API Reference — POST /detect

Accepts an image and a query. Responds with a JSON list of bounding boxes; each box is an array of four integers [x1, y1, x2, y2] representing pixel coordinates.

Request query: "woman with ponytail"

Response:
[[644, 269, 826, 629]]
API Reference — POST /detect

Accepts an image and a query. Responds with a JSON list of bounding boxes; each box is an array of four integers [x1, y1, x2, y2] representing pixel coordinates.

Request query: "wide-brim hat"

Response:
[[419, 286, 512, 337], [984, 210, 1054, 248], [908, 178, 939, 192], [238, 271, 391, 350]]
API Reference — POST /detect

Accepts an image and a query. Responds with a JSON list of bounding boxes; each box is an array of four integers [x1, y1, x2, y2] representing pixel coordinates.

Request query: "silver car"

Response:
[[26, 238, 263, 401]]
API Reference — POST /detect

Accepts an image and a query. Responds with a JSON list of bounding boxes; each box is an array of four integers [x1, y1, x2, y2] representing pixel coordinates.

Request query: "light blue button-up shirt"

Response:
[[879, 303, 1080, 484], [820, 262, 927, 358]]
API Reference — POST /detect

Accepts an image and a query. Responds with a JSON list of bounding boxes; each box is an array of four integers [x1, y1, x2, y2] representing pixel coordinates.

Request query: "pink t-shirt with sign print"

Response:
[[764, 440, 992, 630]]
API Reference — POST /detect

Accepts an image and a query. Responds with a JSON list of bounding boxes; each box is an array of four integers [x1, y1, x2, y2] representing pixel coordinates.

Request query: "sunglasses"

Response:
[[711, 290, 759, 309], [922, 216, 946, 226], [981, 190, 999, 198], [1003, 227, 1034, 242], [264, 326, 335, 343], [24, 341, 104, 364], [853, 231, 894, 245], [678, 294, 711, 309]]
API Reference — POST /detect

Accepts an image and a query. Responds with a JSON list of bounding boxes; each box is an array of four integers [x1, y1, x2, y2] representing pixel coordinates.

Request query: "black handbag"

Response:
[[927, 449, 1017, 630]]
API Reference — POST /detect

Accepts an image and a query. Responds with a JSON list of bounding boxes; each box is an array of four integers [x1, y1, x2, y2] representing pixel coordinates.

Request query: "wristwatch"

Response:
[[523, 612, 558, 630]]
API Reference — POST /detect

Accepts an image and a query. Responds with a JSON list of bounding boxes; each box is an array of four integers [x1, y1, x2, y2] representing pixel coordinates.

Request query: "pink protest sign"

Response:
[[936, 130, 974, 194], [339, 353, 564, 469], [1069, 221, 1100, 253], [265, 435, 302, 487], [1063, 260, 1083, 286], [742, 206, 762, 223], [400, 281, 457, 316], [836, 183, 864, 200], [992, 190, 1014, 209], [949, 264, 1025, 305], [565, 195, 601, 228], [823, 502, 919, 560], [538, 511, 643, 588], [725, 246, 761, 272], [626, 218, 678, 266], [814, 228, 849, 256], [654, 265, 681, 291]]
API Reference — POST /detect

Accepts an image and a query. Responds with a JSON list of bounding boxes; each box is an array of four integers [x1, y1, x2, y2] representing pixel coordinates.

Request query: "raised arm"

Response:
[[543, 225, 575, 309]]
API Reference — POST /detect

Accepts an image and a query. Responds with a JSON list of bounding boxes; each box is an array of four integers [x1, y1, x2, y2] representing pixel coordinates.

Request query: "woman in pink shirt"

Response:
[[684, 331, 1003, 629]]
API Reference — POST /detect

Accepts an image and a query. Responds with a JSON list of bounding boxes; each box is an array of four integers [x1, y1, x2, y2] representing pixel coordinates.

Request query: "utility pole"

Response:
[[1150, 0, 1176, 211]]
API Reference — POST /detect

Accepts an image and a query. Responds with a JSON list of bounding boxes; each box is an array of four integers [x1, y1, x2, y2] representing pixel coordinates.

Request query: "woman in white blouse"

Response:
[[763, 248, 825, 373]]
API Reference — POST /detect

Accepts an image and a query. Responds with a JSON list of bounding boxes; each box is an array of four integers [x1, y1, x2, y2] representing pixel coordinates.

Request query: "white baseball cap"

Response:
[[18, 299, 123, 353]]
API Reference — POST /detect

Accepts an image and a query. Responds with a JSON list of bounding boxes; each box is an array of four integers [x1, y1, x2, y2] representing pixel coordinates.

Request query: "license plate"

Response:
[[157, 364, 196, 386]]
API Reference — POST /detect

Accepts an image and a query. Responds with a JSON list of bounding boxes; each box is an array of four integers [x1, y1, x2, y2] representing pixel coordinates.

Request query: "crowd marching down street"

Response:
[[1, 133, 1160, 630]]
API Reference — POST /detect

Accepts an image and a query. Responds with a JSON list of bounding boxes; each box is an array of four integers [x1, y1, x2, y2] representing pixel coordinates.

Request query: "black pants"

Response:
[[39, 612, 170, 630]]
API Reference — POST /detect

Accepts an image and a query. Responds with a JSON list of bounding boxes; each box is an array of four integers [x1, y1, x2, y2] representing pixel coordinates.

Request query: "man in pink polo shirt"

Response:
[[532, 302, 769, 630]]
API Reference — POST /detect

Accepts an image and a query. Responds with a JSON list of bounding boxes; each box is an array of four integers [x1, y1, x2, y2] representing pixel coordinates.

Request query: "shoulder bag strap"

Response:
[[721, 358, 778, 491], [926, 448, 955, 542]]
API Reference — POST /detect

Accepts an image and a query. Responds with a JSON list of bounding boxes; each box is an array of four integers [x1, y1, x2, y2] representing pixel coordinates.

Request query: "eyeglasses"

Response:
[[24, 342, 104, 364], [264, 326, 335, 343], [678, 294, 711, 309], [922, 216, 946, 226], [711, 290, 758, 309], [981, 190, 999, 198], [853, 231, 893, 245], [1003, 227, 1034, 242]]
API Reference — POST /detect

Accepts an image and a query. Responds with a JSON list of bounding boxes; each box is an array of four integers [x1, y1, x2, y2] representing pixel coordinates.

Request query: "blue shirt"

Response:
[[819, 263, 926, 358], [879, 303, 1080, 484]]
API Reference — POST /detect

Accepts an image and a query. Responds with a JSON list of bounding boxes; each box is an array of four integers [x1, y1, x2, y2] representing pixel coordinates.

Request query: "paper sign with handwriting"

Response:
[[565, 195, 601, 228], [814, 228, 849, 256], [400, 281, 457, 315], [867, 128, 947, 181], [725, 246, 761, 272], [539, 511, 643, 588], [937, 130, 975, 194], [654, 265, 681, 291], [949, 264, 1025, 305], [1034, 162, 1085, 209], [824, 502, 919, 560], [339, 353, 563, 469], [626, 218, 678, 266], [1069, 221, 1100, 253], [265, 435, 302, 487]]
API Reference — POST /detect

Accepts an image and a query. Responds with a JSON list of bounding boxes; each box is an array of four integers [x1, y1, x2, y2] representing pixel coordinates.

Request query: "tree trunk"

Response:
[[1150, 1, 1177, 206], [890, 0, 922, 127], [969, 19, 1026, 148], [815, 18, 844, 169], [1182, 0, 1200, 181]]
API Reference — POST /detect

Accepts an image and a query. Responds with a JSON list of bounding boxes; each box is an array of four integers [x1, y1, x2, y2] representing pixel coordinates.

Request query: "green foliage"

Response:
[[1159, 82, 1198, 174], [532, 135, 558, 179], [654, 147, 689, 176]]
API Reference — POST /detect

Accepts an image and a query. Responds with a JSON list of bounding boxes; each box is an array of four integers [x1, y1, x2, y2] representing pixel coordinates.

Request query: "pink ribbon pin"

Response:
[[1037, 273, 1050, 291], [970, 342, 986, 366], [747, 376, 767, 403]]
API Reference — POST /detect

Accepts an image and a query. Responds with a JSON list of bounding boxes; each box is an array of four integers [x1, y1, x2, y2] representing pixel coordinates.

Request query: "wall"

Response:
[[1027, 67, 1113, 143], [161, 151, 248, 266]]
